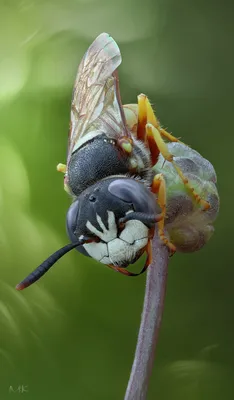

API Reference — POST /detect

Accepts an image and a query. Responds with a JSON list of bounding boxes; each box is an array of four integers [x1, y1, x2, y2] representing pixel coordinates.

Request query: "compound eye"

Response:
[[108, 178, 160, 215], [66, 199, 79, 243]]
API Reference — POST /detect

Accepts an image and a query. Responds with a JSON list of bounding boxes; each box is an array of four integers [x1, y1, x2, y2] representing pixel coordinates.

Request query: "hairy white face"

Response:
[[83, 210, 149, 266]]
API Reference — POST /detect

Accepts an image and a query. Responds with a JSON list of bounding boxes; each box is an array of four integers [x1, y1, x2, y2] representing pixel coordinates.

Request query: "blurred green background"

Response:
[[0, 0, 233, 399]]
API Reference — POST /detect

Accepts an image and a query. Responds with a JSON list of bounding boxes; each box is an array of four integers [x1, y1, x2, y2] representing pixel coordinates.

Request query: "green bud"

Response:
[[154, 143, 219, 253]]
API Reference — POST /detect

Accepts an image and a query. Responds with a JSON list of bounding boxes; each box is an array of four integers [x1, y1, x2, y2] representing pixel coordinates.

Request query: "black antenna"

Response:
[[16, 238, 90, 291]]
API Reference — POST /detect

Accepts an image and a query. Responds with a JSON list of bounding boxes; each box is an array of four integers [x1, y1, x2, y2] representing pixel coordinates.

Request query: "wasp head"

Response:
[[16, 177, 161, 291], [66, 177, 161, 267]]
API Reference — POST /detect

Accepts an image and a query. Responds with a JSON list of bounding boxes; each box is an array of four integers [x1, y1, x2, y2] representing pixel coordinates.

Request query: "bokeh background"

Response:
[[0, 0, 233, 399]]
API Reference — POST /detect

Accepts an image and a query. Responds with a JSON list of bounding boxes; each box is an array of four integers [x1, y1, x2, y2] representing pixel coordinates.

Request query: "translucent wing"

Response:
[[67, 32, 130, 165]]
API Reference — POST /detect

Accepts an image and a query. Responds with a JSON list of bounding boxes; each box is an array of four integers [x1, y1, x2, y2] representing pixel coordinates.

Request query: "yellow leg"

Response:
[[172, 162, 210, 210], [57, 163, 67, 173], [146, 124, 173, 162], [137, 94, 147, 142], [138, 94, 183, 143], [160, 128, 182, 143], [152, 174, 176, 253], [146, 99, 210, 210], [137, 95, 210, 246], [56, 163, 74, 196], [137, 94, 159, 164], [145, 123, 210, 211]]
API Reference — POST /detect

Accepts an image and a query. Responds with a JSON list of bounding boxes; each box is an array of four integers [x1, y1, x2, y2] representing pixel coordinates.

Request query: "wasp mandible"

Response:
[[16, 33, 219, 290]]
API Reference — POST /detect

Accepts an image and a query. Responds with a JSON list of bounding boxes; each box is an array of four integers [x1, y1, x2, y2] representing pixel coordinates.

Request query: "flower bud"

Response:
[[154, 143, 219, 253]]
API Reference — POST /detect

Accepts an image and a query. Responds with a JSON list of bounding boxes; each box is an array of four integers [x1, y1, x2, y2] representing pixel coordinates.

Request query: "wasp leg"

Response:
[[56, 163, 74, 196], [151, 173, 176, 253], [137, 94, 175, 164], [146, 123, 210, 211], [143, 94, 183, 143], [57, 163, 67, 173], [171, 162, 210, 210], [107, 264, 135, 276], [137, 94, 147, 142], [107, 240, 152, 276], [160, 127, 183, 143], [137, 94, 183, 142], [136, 94, 159, 165], [144, 98, 209, 210], [119, 211, 163, 229]]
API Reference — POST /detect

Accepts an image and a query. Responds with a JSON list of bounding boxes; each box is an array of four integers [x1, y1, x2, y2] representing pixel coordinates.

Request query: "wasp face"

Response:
[[66, 177, 160, 267]]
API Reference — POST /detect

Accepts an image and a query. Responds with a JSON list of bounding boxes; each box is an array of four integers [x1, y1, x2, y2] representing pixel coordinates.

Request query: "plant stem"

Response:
[[124, 236, 169, 400]]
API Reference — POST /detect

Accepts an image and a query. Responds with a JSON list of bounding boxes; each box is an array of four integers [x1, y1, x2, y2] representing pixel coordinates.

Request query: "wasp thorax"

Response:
[[155, 142, 219, 253], [67, 134, 152, 197], [66, 177, 160, 266], [67, 135, 130, 196]]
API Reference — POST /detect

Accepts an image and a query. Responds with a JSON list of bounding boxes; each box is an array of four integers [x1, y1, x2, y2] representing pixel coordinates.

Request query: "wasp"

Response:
[[16, 33, 218, 290]]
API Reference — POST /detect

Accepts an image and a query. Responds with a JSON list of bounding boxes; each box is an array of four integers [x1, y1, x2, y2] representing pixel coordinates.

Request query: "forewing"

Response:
[[67, 33, 130, 164]]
